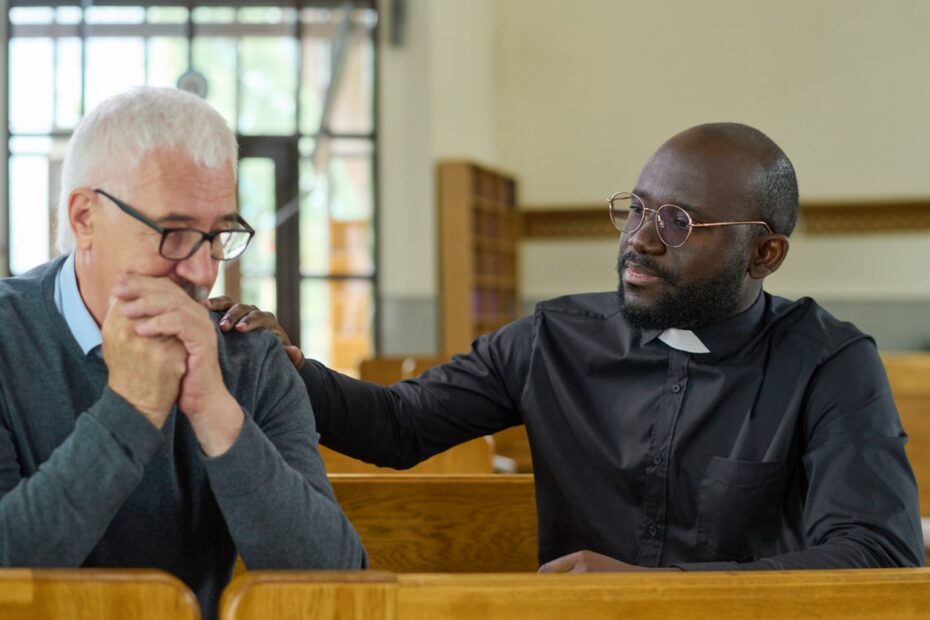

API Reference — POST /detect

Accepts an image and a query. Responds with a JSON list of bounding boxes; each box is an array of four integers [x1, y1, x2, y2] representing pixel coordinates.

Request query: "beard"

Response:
[[179, 281, 210, 301], [616, 251, 748, 331]]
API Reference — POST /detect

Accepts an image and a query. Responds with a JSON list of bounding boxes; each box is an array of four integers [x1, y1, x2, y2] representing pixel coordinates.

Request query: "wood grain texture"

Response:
[[220, 569, 930, 620], [395, 569, 930, 620], [220, 572, 395, 620], [883, 354, 930, 517], [0, 569, 200, 620], [329, 474, 538, 573]]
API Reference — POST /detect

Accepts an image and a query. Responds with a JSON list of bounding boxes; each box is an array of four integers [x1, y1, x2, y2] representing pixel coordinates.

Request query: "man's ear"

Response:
[[748, 234, 790, 279], [68, 188, 98, 250]]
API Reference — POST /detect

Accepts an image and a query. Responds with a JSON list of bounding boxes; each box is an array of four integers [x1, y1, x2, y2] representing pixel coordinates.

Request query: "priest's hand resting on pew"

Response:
[[204, 296, 304, 369], [538, 550, 682, 573]]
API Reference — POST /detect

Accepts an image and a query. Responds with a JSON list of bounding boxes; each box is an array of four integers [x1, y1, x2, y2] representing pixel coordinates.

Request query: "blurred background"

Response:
[[2, 0, 930, 376]]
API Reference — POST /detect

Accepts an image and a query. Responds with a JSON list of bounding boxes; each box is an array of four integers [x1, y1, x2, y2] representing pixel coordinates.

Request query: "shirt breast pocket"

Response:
[[696, 456, 787, 562]]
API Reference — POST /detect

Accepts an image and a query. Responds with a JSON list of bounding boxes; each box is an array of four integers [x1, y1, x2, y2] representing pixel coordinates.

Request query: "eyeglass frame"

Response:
[[607, 191, 773, 248], [94, 188, 255, 261]]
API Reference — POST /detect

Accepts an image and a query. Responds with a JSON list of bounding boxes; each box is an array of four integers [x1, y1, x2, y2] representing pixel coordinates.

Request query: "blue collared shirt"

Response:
[[54, 252, 103, 356]]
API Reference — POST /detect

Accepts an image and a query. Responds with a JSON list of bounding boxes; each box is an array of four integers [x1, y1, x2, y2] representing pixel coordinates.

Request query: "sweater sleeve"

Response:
[[202, 337, 366, 570], [0, 389, 165, 566]]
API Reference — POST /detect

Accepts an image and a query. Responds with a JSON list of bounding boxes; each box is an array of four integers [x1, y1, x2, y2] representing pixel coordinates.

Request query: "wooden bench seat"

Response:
[[0, 569, 199, 620], [220, 568, 930, 620]]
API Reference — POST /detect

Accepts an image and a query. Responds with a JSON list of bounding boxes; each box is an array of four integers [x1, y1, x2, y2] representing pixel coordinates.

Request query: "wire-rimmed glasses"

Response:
[[607, 191, 773, 248]]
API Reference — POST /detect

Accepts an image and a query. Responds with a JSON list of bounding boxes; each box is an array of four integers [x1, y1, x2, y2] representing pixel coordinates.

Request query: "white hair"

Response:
[[56, 86, 238, 253]]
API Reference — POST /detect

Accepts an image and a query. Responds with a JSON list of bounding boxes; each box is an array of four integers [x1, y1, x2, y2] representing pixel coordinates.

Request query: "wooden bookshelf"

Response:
[[437, 161, 520, 356], [438, 161, 530, 472]]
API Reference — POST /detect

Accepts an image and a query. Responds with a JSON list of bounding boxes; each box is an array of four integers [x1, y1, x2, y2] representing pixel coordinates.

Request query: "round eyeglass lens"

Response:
[[655, 204, 692, 247], [609, 193, 644, 233]]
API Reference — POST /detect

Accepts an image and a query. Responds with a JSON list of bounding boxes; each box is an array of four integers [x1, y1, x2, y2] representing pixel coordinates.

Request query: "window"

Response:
[[5, 1, 378, 375]]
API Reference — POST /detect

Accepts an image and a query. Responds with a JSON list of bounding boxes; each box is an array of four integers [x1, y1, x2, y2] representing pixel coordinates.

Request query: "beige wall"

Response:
[[378, 0, 497, 300], [0, 0, 7, 276], [496, 0, 930, 204], [378, 0, 930, 347], [522, 231, 930, 303]]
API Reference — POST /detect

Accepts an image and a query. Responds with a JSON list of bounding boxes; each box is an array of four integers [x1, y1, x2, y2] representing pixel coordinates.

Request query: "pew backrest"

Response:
[[883, 354, 930, 515], [0, 569, 200, 620], [329, 474, 538, 572]]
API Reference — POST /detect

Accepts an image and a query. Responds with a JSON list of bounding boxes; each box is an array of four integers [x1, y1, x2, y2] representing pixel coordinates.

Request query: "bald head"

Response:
[[653, 123, 798, 236]]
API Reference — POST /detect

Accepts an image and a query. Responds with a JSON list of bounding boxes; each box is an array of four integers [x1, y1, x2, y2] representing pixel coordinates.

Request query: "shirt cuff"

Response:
[[203, 413, 274, 498], [670, 561, 741, 571], [85, 387, 166, 464]]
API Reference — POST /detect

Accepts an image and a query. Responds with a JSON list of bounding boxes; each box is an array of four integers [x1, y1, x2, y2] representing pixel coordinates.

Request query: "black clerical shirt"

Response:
[[301, 291, 924, 569]]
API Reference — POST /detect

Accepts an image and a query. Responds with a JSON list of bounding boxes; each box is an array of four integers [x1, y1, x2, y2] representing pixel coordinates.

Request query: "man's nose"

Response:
[[628, 211, 666, 255], [175, 240, 217, 288]]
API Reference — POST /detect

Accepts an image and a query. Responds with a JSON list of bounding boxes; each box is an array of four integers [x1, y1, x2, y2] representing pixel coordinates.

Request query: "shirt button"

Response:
[[647, 524, 658, 537], [670, 384, 681, 393], [653, 454, 664, 465]]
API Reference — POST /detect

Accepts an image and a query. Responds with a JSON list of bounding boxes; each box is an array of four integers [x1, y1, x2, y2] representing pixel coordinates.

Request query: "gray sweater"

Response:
[[0, 256, 365, 619]]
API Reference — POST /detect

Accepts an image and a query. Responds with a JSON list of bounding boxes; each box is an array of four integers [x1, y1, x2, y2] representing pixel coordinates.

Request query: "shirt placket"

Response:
[[635, 348, 689, 566]]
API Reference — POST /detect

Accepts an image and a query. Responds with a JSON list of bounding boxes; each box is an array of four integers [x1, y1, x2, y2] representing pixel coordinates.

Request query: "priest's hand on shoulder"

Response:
[[205, 295, 304, 369]]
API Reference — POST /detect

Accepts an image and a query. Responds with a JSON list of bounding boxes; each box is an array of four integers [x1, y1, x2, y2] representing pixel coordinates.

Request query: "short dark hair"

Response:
[[758, 147, 799, 236]]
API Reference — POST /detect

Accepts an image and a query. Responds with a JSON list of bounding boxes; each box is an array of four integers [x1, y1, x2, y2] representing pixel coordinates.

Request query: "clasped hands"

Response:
[[101, 274, 242, 456]]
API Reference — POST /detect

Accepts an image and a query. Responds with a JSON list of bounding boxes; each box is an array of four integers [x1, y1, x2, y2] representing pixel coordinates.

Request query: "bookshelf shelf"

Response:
[[438, 161, 520, 355]]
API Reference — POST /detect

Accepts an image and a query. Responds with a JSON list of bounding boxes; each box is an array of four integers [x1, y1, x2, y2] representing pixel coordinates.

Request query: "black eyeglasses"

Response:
[[607, 191, 773, 248], [94, 189, 255, 261]]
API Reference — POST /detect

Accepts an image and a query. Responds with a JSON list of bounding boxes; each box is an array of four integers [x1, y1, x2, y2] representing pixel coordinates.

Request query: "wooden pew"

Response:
[[220, 568, 930, 620], [329, 474, 538, 572], [0, 569, 200, 620], [220, 572, 395, 620], [883, 354, 930, 516], [319, 356, 495, 474], [882, 354, 930, 560], [233, 473, 536, 577]]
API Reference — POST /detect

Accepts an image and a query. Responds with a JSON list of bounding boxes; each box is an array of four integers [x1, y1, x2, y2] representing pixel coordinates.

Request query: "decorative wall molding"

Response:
[[801, 199, 930, 234], [519, 207, 615, 239], [519, 199, 930, 239]]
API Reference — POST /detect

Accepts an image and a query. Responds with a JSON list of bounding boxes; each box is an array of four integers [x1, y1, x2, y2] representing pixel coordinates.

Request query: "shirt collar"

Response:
[[641, 291, 766, 359], [657, 328, 710, 354], [691, 291, 766, 359], [54, 252, 103, 356]]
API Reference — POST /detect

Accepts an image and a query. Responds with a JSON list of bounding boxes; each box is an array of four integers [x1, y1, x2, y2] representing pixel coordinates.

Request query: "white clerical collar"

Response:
[[657, 328, 710, 354]]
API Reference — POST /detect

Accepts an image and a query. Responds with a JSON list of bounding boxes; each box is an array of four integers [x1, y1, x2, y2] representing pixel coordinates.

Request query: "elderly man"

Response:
[[219, 123, 924, 571], [0, 87, 365, 619]]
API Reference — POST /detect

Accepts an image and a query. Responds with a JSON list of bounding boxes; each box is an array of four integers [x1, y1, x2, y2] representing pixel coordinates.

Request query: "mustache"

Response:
[[617, 252, 678, 285], [181, 282, 210, 302]]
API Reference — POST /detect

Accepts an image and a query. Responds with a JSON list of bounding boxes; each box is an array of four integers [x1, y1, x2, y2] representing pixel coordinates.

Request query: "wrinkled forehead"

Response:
[[634, 140, 765, 221], [127, 150, 237, 220]]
